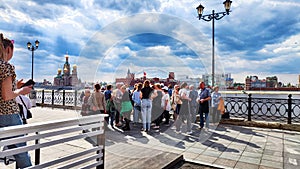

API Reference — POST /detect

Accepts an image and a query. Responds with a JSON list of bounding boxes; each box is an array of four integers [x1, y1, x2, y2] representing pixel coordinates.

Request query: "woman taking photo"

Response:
[[0, 34, 33, 168]]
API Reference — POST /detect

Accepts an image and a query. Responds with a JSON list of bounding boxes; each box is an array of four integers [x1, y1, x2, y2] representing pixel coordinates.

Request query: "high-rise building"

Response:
[[202, 73, 233, 88]]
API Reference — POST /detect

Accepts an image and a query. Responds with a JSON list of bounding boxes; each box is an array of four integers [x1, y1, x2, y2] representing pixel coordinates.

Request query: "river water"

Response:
[[221, 90, 300, 99]]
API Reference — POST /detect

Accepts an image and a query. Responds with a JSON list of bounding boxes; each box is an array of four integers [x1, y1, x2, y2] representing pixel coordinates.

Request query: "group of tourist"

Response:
[[81, 79, 223, 134], [0, 32, 224, 169]]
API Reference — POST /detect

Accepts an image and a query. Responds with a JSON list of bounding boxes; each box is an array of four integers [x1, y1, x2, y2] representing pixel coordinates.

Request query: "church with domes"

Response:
[[53, 54, 79, 86]]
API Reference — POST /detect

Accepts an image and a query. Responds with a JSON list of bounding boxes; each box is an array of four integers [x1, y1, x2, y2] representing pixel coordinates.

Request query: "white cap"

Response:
[[162, 86, 168, 91]]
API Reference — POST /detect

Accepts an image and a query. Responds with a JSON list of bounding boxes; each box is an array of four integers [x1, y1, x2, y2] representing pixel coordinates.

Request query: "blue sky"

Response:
[[1, 0, 300, 85]]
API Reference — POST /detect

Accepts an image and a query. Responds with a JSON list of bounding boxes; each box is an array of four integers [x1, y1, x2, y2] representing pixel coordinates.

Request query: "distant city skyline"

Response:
[[1, 0, 299, 85]]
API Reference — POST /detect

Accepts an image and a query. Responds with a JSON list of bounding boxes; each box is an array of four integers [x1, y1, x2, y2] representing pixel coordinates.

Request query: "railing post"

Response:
[[41, 90, 45, 107], [63, 90, 66, 108], [35, 132, 40, 165], [74, 90, 78, 108], [52, 90, 55, 108], [248, 94, 252, 121], [288, 94, 292, 124], [97, 119, 105, 169]]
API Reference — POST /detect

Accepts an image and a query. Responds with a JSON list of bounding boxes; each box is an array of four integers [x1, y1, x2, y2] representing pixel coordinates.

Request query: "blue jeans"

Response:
[[141, 99, 152, 130], [0, 113, 32, 168], [198, 106, 209, 128], [109, 111, 115, 126], [133, 105, 141, 123], [199, 112, 209, 128]]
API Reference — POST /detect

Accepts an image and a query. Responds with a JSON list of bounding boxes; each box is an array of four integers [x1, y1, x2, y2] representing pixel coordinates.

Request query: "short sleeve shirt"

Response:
[[0, 60, 19, 115], [211, 92, 221, 107], [198, 88, 211, 111], [179, 88, 188, 98], [141, 87, 153, 99]]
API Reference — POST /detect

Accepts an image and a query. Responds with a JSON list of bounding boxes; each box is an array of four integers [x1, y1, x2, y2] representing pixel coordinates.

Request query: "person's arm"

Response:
[[17, 79, 24, 89], [151, 89, 158, 99], [205, 96, 212, 101], [217, 93, 222, 101], [88, 93, 95, 108], [164, 96, 169, 110], [102, 94, 106, 111], [140, 91, 143, 99], [196, 90, 201, 103], [116, 90, 123, 100], [132, 92, 138, 104], [180, 91, 191, 101], [199, 90, 211, 103], [1, 76, 32, 101], [205, 90, 211, 101]]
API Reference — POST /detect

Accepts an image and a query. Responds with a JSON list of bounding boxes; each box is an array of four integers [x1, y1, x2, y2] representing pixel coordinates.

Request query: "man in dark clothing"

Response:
[[104, 84, 112, 101], [197, 82, 211, 129]]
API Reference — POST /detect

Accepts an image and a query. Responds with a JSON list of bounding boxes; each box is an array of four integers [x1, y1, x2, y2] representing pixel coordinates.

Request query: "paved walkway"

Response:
[[1, 107, 300, 169]]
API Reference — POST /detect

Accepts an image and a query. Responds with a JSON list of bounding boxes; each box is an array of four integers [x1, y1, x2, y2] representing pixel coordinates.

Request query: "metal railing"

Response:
[[35, 89, 82, 109], [34, 89, 300, 124], [224, 94, 300, 124]]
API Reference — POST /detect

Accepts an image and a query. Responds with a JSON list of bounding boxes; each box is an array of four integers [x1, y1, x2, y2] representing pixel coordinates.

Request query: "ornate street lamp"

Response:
[[196, 0, 232, 87], [27, 40, 39, 80]]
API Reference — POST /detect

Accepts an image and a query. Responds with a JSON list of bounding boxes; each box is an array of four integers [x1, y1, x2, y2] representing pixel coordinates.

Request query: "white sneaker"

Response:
[[186, 131, 193, 135], [175, 130, 181, 134]]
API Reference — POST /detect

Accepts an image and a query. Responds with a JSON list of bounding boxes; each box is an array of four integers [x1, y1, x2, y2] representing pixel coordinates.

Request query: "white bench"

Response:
[[0, 114, 108, 169]]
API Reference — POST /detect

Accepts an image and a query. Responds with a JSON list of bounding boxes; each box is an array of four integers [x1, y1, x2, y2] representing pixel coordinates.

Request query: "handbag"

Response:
[[18, 103, 27, 124], [217, 98, 225, 115], [19, 96, 33, 119], [171, 103, 177, 111]]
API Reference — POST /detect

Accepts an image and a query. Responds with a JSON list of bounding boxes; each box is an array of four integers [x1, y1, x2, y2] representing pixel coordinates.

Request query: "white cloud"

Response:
[[1, 0, 300, 85]]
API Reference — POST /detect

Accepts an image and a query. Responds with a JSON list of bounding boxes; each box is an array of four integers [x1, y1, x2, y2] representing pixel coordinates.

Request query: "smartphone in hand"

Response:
[[21, 79, 35, 88]]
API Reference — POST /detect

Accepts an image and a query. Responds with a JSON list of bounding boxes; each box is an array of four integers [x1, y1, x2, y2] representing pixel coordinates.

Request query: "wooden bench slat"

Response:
[[0, 123, 103, 147], [27, 146, 103, 169], [1, 130, 103, 157], [0, 114, 107, 168], [81, 161, 104, 169], [57, 153, 102, 169], [0, 115, 106, 138]]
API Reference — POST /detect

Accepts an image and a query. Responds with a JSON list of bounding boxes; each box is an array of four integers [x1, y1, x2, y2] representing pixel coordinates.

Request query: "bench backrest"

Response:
[[0, 114, 107, 169]]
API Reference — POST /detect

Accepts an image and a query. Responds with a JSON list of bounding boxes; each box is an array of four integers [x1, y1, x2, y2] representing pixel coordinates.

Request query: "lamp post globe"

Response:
[[27, 40, 39, 80], [196, 4, 204, 19], [223, 0, 232, 14]]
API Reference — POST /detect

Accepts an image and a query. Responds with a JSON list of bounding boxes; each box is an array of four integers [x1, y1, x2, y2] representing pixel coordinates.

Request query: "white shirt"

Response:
[[161, 93, 171, 111], [179, 88, 189, 99], [15, 95, 32, 119]]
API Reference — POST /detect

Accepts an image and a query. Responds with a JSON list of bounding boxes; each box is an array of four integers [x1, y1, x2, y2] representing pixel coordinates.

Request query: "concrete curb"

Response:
[[220, 118, 300, 132]]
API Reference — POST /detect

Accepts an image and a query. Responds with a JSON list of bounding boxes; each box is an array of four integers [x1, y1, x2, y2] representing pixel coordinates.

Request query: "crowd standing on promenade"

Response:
[[80, 79, 224, 134], [0, 33, 222, 167]]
